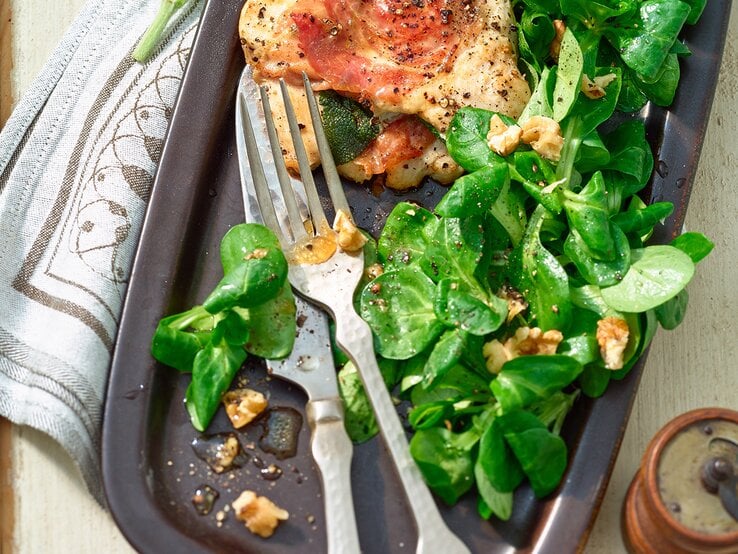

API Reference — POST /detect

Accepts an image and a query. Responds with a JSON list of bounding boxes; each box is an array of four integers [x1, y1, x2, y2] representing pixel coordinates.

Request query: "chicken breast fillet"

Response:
[[239, 0, 529, 188]]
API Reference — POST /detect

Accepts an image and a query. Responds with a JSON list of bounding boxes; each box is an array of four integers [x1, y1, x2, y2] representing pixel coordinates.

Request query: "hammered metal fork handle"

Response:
[[307, 398, 361, 554], [334, 310, 471, 554]]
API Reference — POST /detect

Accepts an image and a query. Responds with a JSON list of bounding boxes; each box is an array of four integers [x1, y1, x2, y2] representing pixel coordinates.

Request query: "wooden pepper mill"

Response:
[[622, 408, 738, 553]]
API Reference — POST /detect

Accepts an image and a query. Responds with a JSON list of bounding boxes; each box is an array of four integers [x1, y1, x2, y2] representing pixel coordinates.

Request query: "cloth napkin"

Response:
[[0, 0, 205, 505]]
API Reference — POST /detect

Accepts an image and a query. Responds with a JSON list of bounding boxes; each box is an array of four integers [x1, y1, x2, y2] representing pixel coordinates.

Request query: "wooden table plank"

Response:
[[1, 1, 16, 550], [0, 420, 13, 554], [0, 0, 13, 125]]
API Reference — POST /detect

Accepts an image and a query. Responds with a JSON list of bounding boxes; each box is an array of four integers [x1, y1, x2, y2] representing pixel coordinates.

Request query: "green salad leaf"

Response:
[[358, 3, 710, 517], [498, 410, 568, 497], [360, 266, 445, 359], [410, 427, 475, 505], [600, 245, 695, 312], [517, 0, 700, 112], [151, 223, 296, 431], [491, 355, 583, 412]]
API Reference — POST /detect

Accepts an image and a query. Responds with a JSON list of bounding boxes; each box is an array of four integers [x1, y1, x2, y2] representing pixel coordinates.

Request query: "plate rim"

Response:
[[101, 1, 733, 552]]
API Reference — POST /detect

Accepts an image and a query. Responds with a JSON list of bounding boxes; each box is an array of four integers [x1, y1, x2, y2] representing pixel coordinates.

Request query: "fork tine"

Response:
[[259, 85, 309, 242], [279, 78, 329, 234], [301, 72, 351, 219], [238, 93, 286, 244]]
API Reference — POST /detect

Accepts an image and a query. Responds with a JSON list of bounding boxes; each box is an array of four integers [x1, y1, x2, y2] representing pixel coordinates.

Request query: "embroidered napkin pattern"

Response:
[[0, 0, 204, 504]]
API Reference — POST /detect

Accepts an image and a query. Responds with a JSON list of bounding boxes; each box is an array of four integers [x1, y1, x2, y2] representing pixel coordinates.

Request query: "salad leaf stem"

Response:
[[133, 0, 188, 63], [555, 116, 582, 185]]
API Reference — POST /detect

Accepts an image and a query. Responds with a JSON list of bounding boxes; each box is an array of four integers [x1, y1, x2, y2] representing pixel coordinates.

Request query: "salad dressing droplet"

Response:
[[191, 433, 248, 473], [259, 407, 303, 460], [191, 484, 219, 515]]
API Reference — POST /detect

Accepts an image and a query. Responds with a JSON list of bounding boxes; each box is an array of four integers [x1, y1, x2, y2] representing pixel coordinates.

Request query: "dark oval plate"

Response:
[[102, 1, 731, 552]]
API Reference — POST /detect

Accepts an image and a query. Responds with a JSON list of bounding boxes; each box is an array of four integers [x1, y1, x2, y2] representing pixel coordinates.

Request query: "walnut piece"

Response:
[[581, 73, 618, 100], [486, 114, 522, 157], [222, 389, 268, 429], [596, 316, 630, 370], [483, 326, 564, 374], [549, 19, 566, 61], [520, 116, 564, 162], [513, 327, 563, 356], [498, 285, 528, 323], [333, 209, 367, 252], [482, 340, 511, 375], [232, 490, 289, 538], [211, 435, 241, 474]]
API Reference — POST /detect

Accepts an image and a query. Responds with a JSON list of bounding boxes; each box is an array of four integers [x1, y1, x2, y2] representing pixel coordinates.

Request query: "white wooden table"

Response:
[[2, 1, 737, 552]]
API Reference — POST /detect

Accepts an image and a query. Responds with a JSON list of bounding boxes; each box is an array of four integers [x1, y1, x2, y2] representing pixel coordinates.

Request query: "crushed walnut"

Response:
[[497, 285, 528, 323], [486, 114, 523, 157], [232, 490, 289, 538], [483, 326, 564, 374], [581, 73, 618, 100], [333, 209, 367, 252], [222, 389, 268, 429], [245, 248, 269, 260], [208, 435, 241, 474], [520, 116, 564, 162], [549, 19, 566, 61], [485, 114, 565, 162], [596, 316, 630, 370], [365, 262, 384, 281]]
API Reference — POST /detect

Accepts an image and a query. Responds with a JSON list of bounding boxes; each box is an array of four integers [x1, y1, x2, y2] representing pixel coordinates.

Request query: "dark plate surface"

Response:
[[102, 2, 731, 552]]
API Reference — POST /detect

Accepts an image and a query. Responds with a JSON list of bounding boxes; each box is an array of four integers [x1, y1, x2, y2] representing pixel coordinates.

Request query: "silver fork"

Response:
[[241, 72, 471, 554], [236, 67, 360, 554]]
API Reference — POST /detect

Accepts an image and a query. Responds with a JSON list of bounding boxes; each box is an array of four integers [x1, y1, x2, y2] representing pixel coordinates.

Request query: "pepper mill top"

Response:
[[623, 408, 738, 554]]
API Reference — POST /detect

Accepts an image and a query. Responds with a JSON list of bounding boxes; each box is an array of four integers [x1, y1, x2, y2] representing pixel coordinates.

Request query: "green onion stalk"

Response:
[[132, 0, 188, 63]]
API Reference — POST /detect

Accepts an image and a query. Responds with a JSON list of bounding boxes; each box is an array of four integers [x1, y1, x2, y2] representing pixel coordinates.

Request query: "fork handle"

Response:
[[306, 397, 361, 554], [334, 311, 470, 554]]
